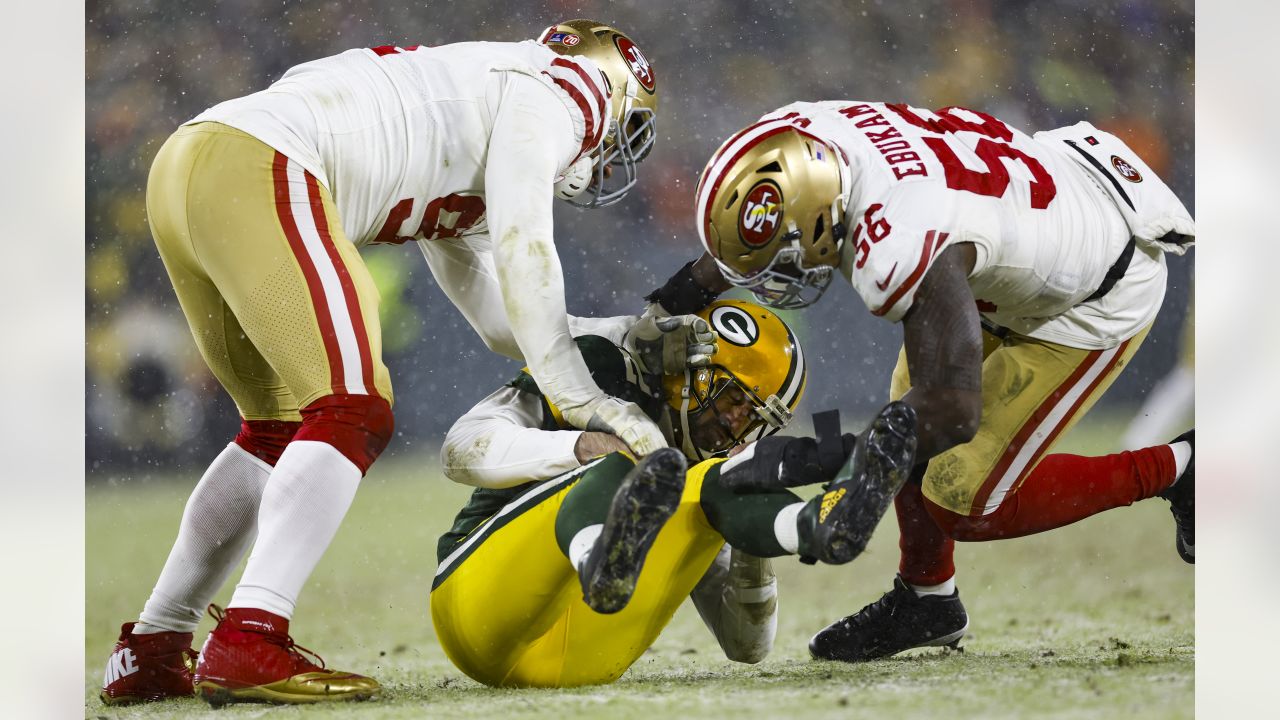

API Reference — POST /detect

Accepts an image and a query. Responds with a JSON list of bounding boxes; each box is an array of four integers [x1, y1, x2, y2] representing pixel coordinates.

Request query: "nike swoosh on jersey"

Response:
[[875, 263, 899, 292]]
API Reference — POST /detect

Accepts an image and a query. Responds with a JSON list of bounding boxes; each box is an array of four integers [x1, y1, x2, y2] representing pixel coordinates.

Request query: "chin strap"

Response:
[[677, 368, 704, 461]]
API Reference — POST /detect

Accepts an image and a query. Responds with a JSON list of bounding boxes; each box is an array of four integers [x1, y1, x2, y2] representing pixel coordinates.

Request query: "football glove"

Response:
[[624, 303, 718, 377], [579, 396, 669, 457], [717, 435, 854, 493]]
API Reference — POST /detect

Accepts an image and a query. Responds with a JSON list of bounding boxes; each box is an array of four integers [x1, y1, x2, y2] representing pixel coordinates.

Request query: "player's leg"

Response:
[[154, 124, 390, 704], [101, 127, 303, 705], [507, 456, 730, 686], [431, 454, 729, 688], [915, 325, 1189, 543]]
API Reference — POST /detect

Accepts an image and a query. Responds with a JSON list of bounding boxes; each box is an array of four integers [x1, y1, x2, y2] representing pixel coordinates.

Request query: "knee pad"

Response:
[[234, 419, 302, 466], [295, 394, 395, 474]]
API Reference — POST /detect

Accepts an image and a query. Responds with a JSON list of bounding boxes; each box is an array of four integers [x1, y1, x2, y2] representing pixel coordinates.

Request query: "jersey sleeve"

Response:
[[844, 184, 962, 323], [535, 54, 611, 169]]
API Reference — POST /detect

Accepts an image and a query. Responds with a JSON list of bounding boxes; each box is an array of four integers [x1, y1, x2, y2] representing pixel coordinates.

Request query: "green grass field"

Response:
[[86, 419, 1193, 719]]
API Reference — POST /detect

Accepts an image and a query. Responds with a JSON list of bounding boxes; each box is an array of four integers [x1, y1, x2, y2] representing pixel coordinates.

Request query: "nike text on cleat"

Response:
[[809, 574, 969, 662], [797, 401, 917, 565], [99, 622, 197, 705], [580, 448, 687, 614], [1159, 429, 1194, 564], [193, 605, 379, 706]]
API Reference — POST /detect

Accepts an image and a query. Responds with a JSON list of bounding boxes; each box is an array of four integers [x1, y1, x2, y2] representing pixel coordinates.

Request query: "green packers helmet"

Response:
[[662, 300, 807, 460], [540, 19, 658, 208]]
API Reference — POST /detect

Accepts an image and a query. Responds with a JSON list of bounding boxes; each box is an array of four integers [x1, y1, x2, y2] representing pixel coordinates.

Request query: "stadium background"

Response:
[[86, 0, 1194, 472]]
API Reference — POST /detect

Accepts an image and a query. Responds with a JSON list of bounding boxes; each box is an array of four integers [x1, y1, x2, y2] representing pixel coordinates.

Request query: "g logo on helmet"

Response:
[[738, 180, 783, 248], [614, 36, 655, 93], [709, 305, 760, 347]]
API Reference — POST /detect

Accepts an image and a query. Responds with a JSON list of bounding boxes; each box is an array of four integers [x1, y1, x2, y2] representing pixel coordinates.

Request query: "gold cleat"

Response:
[[196, 670, 380, 707]]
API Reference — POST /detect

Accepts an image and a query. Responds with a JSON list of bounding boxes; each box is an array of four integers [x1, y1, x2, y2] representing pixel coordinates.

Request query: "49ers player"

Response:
[[646, 100, 1195, 662], [100, 20, 668, 706]]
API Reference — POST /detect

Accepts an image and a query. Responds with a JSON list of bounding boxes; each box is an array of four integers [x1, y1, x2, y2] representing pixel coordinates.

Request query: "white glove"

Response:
[[624, 303, 718, 377], [572, 396, 668, 457]]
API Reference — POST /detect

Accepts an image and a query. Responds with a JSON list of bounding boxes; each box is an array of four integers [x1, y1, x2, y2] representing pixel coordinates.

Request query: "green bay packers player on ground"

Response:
[[430, 300, 919, 687], [648, 101, 1195, 663]]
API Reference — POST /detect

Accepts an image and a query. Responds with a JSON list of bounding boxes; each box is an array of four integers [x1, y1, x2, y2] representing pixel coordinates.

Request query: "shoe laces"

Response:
[[205, 604, 326, 671], [839, 586, 906, 630]]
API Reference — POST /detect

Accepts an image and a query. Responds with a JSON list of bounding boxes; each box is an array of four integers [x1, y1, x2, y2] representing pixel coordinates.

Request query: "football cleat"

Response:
[[796, 402, 917, 565], [1159, 429, 1195, 564], [579, 448, 687, 614], [100, 622, 197, 705], [809, 574, 969, 662], [193, 605, 379, 706]]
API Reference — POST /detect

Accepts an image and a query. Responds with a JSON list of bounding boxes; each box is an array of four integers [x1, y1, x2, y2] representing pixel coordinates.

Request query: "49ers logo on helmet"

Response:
[[739, 181, 784, 248], [614, 36, 655, 93]]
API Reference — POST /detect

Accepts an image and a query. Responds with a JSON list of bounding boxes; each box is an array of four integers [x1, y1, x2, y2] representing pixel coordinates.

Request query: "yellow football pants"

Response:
[[430, 457, 727, 688]]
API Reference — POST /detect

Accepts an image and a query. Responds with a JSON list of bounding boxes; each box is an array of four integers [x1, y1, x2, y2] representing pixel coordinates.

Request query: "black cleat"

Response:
[[809, 574, 969, 662], [579, 448, 687, 614], [1158, 429, 1194, 564], [796, 402, 917, 565]]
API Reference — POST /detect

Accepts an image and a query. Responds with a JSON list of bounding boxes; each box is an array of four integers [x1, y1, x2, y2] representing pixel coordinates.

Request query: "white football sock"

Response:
[[773, 502, 805, 555], [136, 443, 271, 634], [1170, 441, 1192, 483], [568, 524, 603, 571], [911, 577, 956, 597], [229, 441, 361, 619]]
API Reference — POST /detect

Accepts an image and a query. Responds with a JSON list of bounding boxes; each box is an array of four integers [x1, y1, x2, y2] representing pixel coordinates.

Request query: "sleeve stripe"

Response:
[[872, 230, 949, 318], [544, 57, 609, 162]]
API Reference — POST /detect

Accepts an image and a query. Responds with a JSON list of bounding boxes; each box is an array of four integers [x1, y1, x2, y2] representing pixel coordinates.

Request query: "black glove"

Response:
[[718, 432, 860, 493]]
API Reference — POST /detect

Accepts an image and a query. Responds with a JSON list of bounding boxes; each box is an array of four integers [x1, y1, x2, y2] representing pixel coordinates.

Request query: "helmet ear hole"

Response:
[[813, 214, 825, 245]]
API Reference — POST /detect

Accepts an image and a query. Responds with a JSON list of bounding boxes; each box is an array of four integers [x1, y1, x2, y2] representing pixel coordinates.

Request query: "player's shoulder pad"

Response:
[[843, 185, 961, 323]]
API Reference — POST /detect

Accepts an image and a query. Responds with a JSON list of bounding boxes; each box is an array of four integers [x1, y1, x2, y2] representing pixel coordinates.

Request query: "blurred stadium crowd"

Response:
[[87, 0, 1194, 471]]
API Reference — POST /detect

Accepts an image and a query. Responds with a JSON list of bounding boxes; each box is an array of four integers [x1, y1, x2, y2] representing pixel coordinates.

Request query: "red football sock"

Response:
[[895, 477, 956, 586], [927, 446, 1178, 541]]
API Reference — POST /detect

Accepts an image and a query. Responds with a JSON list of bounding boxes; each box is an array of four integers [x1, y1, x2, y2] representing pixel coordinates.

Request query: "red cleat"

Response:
[[193, 605, 379, 706], [99, 622, 196, 706]]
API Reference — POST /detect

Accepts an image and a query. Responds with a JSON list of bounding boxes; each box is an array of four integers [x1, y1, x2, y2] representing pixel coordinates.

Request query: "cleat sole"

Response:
[[583, 449, 686, 614], [196, 679, 379, 706]]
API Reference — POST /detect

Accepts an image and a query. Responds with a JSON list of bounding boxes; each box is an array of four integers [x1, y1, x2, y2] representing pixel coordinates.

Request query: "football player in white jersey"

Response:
[[645, 100, 1195, 662], [100, 20, 686, 706]]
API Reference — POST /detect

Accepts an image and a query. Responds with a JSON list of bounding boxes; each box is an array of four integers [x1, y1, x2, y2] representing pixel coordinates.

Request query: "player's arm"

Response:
[[645, 253, 731, 315], [441, 385, 627, 489], [897, 243, 983, 460], [484, 72, 665, 455]]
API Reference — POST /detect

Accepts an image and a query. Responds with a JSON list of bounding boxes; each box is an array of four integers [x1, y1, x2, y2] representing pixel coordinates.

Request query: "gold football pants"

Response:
[[430, 457, 727, 688], [146, 122, 392, 420], [890, 325, 1151, 516]]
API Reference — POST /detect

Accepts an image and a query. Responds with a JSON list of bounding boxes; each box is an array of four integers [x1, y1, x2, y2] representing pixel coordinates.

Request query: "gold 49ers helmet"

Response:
[[540, 19, 659, 208], [662, 299, 807, 460], [695, 121, 851, 308]]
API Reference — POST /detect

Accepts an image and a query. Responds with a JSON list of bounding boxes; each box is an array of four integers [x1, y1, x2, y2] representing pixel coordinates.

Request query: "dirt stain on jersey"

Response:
[[444, 436, 491, 484]]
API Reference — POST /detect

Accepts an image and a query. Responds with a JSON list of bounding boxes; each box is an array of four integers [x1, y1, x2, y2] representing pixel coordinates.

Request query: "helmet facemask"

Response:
[[673, 366, 793, 461], [562, 78, 657, 209]]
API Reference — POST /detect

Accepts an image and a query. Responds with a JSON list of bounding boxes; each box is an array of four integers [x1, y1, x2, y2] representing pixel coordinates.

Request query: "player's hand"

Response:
[[574, 431, 632, 463], [718, 435, 841, 492], [582, 396, 668, 456], [624, 303, 718, 377]]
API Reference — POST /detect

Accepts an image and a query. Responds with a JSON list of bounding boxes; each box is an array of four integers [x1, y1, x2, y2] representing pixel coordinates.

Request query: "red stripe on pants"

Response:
[[272, 152, 344, 395], [303, 172, 377, 397]]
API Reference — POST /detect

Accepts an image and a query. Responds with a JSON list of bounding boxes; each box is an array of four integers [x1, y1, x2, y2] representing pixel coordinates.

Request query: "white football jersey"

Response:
[[188, 40, 608, 248], [760, 101, 1177, 349]]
